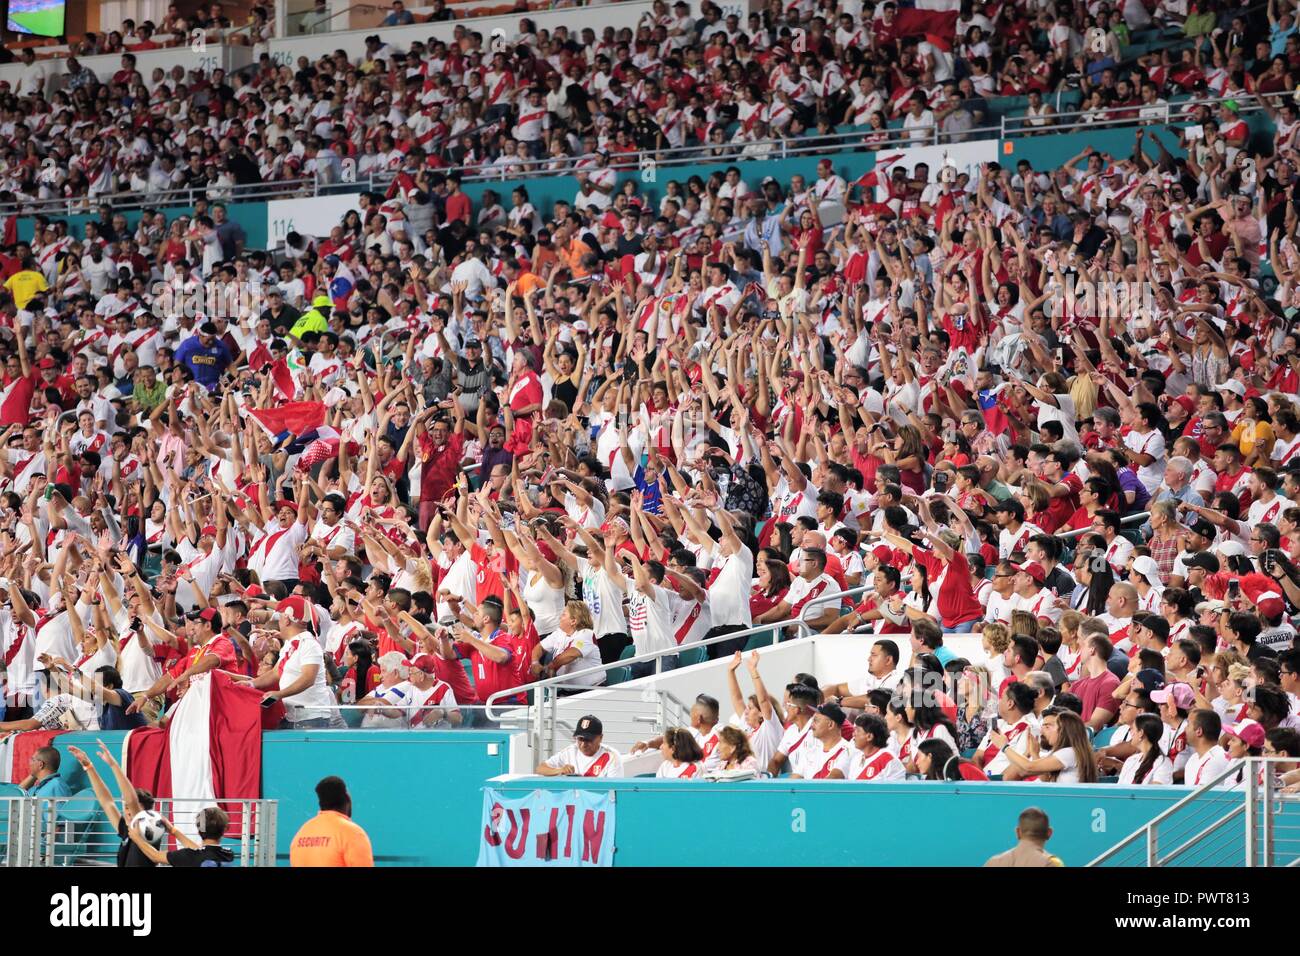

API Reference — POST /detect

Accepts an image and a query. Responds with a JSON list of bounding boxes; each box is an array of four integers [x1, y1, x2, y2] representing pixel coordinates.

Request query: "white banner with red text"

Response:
[[477, 788, 615, 867]]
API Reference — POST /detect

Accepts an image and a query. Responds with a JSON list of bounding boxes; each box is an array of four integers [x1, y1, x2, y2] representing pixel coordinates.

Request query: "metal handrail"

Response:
[[0, 177, 318, 218], [1087, 756, 1298, 867], [1056, 510, 1151, 541], [483, 583, 873, 722], [1003, 92, 1269, 133]]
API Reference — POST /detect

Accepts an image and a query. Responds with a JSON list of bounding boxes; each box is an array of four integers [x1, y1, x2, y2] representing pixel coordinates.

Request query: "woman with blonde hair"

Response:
[[981, 622, 1012, 690], [532, 600, 603, 688], [656, 727, 705, 778], [993, 708, 1098, 783], [715, 726, 758, 772], [1057, 609, 1085, 679]]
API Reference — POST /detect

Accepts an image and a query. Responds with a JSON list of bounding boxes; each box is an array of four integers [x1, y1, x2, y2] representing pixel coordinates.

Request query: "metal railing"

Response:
[[1002, 92, 1271, 136], [484, 584, 872, 761], [2, 795, 277, 867], [1056, 510, 1151, 541], [1088, 757, 1300, 867]]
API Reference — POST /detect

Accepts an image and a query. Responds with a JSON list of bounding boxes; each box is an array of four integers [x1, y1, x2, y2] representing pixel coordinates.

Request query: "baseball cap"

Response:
[[816, 702, 846, 725], [1224, 718, 1265, 750], [1216, 541, 1246, 558], [408, 654, 439, 674], [1130, 555, 1163, 589], [1195, 599, 1227, 616], [574, 715, 603, 740], [572, 319, 590, 332], [1016, 561, 1047, 585], [1256, 593, 1286, 620], [198, 607, 220, 623], [1216, 379, 1246, 397], [324, 254, 340, 266], [37, 357, 56, 369], [1150, 681, 1194, 709], [1185, 524, 1217, 546], [200, 524, 218, 537], [1182, 552, 1219, 573], [199, 321, 219, 336], [1134, 668, 1166, 694]]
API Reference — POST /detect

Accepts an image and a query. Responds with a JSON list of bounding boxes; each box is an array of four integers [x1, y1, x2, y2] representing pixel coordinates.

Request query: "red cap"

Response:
[[1256, 595, 1285, 620], [200, 524, 218, 537], [198, 608, 220, 623], [275, 499, 298, 513], [243, 584, 264, 599], [275, 595, 317, 631], [1016, 561, 1047, 585], [871, 544, 892, 562], [37, 357, 57, 369], [408, 654, 439, 674]]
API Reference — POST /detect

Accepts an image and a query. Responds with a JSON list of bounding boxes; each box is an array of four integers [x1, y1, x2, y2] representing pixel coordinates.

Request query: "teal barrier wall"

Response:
[[460, 152, 877, 228], [17, 202, 269, 252], [487, 777, 1251, 867], [261, 729, 511, 865], [1000, 126, 1186, 171], [44, 728, 510, 867]]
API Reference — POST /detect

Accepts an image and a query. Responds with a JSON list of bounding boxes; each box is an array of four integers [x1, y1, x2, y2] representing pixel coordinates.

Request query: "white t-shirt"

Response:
[[777, 719, 818, 775], [1183, 744, 1233, 788], [540, 628, 604, 686], [799, 737, 853, 778], [544, 743, 624, 777], [1124, 428, 1167, 493], [705, 544, 753, 629], [848, 747, 906, 781], [275, 635, 335, 722], [1118, 751, 1175, 785], [625, 582, 677, 656]]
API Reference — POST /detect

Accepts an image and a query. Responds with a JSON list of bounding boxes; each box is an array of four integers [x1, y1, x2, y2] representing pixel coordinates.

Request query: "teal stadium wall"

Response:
[[39, 731, 1289, 867], [486, 776, 1262, 867], [43, 729, 512, 866], [17, 202, 269, 252]]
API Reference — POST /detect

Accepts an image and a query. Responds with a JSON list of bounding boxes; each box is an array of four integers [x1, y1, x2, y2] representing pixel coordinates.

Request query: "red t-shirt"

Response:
[[469, 542, 514, 606], [457, 629, 537, 705], [433, 652, 478, 705], [911, 547, 983, 626], [418, 429, 466, 503], [1040, 472, 1083, 533], [1071, 669, 1121, 722], [445, 191, 473, 224]]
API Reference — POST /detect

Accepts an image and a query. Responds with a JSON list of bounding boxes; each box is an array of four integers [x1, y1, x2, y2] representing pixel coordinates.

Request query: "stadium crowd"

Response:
[[7, 0, 1300, 207], [0, 2, 1297, 794]]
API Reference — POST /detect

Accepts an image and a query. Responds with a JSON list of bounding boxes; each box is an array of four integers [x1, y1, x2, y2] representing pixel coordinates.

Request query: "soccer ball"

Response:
[[131, 810, 167, 848]]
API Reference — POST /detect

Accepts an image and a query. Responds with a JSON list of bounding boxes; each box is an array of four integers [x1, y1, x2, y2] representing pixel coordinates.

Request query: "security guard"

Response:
[[984, 807, 1065, 867]]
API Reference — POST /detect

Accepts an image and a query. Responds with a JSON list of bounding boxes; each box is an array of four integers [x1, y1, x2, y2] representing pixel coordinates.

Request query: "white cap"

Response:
[[1216, 379, 1246, 397], [1216, 541, 1246, 558], [1130, 555, 1162, 589]]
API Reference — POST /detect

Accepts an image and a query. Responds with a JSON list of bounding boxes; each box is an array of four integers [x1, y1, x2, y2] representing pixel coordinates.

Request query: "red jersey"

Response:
[[457, 629, 537, 705]]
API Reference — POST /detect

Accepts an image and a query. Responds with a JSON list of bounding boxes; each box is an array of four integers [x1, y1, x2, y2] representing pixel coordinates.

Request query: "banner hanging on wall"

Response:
[[477, 788, 615, 867]]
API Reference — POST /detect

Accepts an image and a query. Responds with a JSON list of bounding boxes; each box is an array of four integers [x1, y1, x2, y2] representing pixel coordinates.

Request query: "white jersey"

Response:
[[543, 742, 624, 777], [848, 747, 906, 781]]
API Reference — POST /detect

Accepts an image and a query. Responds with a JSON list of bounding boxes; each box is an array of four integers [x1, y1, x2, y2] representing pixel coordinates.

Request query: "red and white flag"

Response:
[[893, 0, 961, 38], [852, 153, 904, 192], [122, 672, 263, 836], [249, 400, 327, 441], [0, 729, 65, 783], [269, 357, 297, 402]]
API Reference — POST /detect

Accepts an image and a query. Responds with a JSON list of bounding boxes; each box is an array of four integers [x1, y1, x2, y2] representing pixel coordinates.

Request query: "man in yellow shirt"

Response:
[[289, 775, 374, 867], [4, 257, 49, 310], [288, 293, 332, 342]]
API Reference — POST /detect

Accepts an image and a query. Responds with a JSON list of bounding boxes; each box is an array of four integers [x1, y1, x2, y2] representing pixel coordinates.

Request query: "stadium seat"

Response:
[[678, 646, 707, 667], [605, 666, 630, 686], [744, 631, 776, 651], [619, 644, 636, 661]]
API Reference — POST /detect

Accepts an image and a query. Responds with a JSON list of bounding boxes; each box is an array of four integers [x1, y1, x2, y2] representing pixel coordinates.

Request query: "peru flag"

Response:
[[893, 0, 960, 38], [250, 400, 327, 444], [122, 672, 262, 837]]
